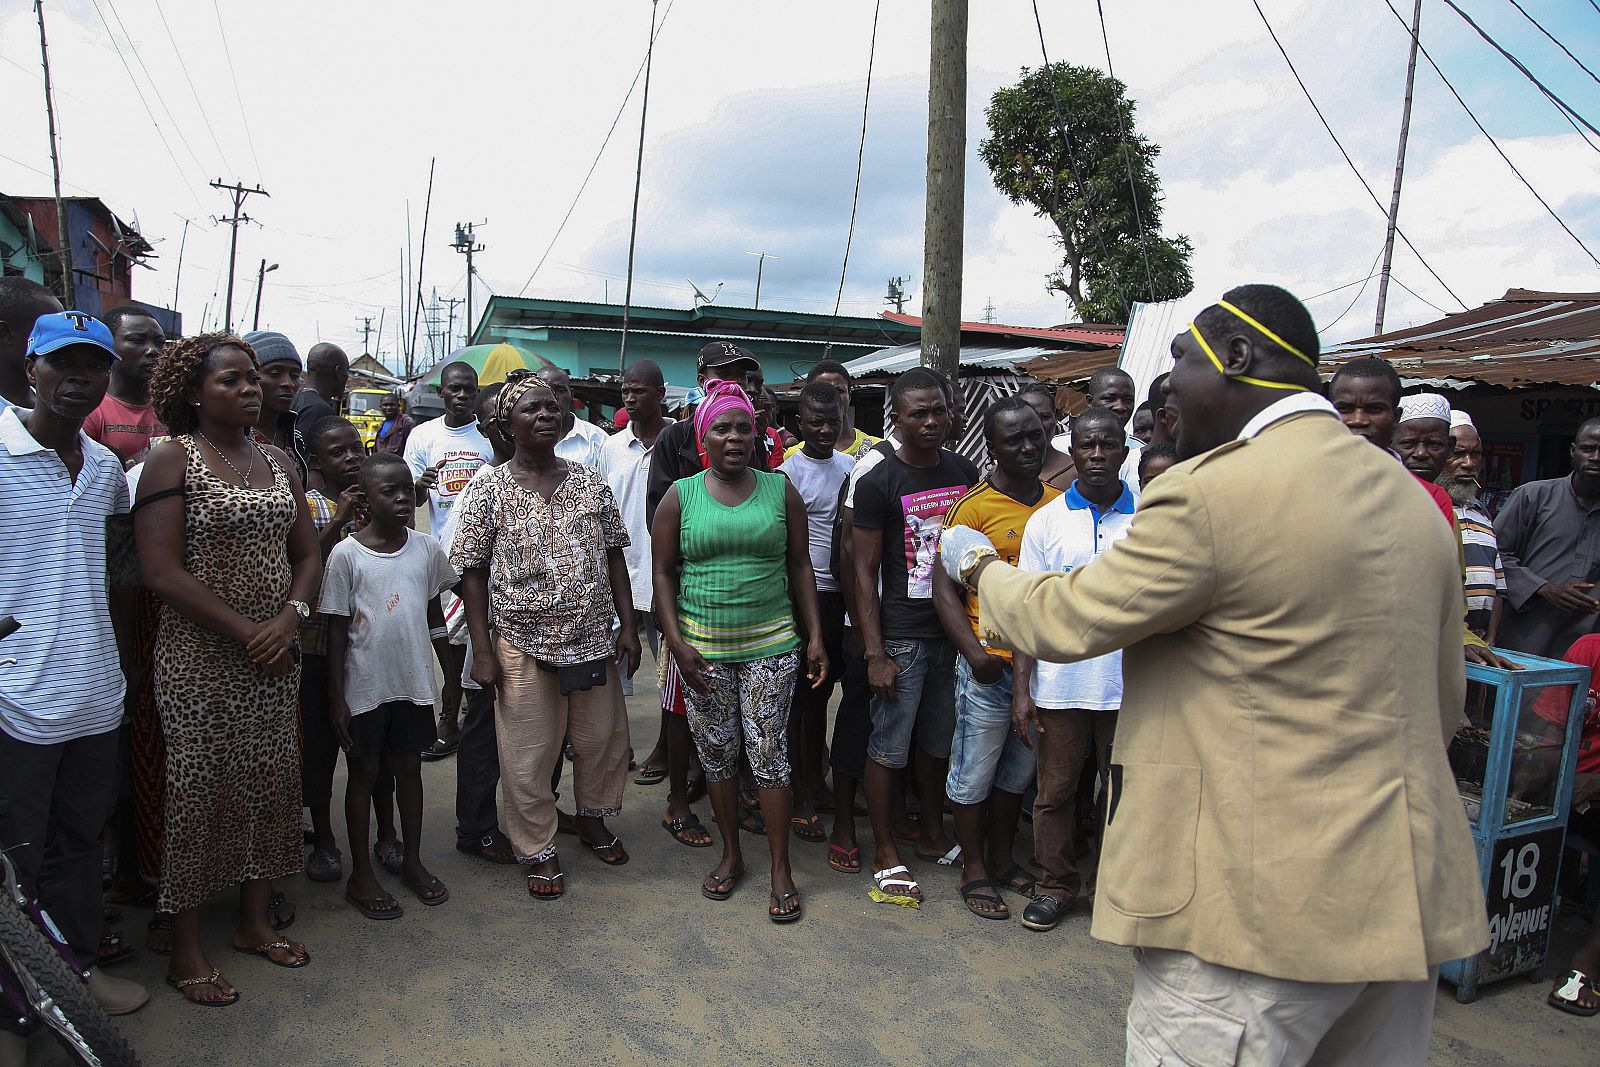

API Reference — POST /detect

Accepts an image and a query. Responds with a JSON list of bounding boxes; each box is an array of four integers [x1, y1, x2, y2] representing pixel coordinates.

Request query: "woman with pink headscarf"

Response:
[[652, 380, 827, 922]]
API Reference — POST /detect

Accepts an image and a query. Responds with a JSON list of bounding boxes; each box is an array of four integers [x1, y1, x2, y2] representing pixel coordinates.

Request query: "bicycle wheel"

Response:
[[0, 898, 139, 1067]]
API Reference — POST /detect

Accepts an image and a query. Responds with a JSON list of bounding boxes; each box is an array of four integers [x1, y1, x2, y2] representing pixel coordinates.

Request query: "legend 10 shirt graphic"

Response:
[[403, 418, 494, 532], [853, 449, 978, 641]]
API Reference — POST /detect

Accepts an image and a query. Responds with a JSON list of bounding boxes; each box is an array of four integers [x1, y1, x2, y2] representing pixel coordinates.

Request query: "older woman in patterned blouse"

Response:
[[450, 373, 641, 899]]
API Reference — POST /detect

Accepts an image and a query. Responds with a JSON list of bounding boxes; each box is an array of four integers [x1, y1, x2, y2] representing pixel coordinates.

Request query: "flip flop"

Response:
[[585, 835, 629, 866], [633, 766, 667, 785], [268, 891, 295, 931], [916, 843, 962, 866], [790, 814, 826, 842], [701, 869, 744, 901], [97, 930, 135, 967], [738, 807, 766, 836], [232, 938, 311, 968], [661, 814, 714, 847], [769, 890, 803, 924], [146, 914, 174, 955], [995, 864, 1037, 895], [167, 969, 238, 1007], [402, 876, 450, 906], [959, 878, 1010, 920], [344, 890, 403, 920], [1549, 969, 1600, 1016], [827, 844, 862, 874], [420, 738, 458, 762], [527, 871, 566, 900]]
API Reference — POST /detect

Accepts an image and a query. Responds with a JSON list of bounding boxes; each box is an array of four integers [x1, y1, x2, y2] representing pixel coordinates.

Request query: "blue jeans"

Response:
[[946, 659, 1036, 805], [867, 637, 957, 770]]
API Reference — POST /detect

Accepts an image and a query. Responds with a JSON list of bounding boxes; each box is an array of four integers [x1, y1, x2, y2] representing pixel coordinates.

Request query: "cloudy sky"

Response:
[[3, 0, 1597, 378]]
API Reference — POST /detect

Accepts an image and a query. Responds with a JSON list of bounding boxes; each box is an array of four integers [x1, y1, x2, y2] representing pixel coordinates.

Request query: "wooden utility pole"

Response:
[[920, 0, 966, 377], [1374, 0, 1423, 335], [209, 179, 268, 333], [35, 1, 73, 309], [620, 0, 661, 371]]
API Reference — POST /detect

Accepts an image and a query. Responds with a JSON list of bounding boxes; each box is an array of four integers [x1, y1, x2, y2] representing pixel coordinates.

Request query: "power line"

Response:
[[824, 0, 882, 353], [516, 0, 677, 297], [1030, 0, 1127, 315], [1506, 0, 1600, 87], [100, 0, 214, 177], [1381, 0, 1599, 267], [84, 0, 202, 205], [1249, 0, 1466, 310], [210, 0, 263, 179], [1318, 246, 1385, 335], [1093, 0, 1156, 300], [150, 0, 235, 175], [1440, 0, 1600, 149]]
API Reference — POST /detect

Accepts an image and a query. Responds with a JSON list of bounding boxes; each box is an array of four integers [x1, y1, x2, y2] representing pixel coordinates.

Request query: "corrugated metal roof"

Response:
[[880, 310, 1125, 346], [1323, 289, 1600, 388], [842, 342, 1088, 377]]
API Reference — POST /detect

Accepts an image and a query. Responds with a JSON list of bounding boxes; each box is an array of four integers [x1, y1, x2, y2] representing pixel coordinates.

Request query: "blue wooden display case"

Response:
[[1441, 649, 1590, 1003]]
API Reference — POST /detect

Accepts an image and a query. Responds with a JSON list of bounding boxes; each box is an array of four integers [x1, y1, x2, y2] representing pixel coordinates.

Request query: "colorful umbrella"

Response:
[[422, 343, 554, 388]]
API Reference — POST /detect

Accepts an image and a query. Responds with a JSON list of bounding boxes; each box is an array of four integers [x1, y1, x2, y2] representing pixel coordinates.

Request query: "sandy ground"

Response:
[[20, 680, 1600, 1067]]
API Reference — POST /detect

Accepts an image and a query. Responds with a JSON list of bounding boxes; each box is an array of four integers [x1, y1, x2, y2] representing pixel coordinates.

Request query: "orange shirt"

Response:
[[942, 479, 1062, 662]]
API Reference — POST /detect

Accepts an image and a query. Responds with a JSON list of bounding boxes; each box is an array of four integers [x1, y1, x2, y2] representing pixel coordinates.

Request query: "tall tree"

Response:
[[980, 63, 1193, 323]]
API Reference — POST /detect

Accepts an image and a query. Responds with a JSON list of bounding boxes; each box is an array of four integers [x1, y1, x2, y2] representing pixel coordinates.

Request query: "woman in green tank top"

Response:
[[653, 380, 827, 924]]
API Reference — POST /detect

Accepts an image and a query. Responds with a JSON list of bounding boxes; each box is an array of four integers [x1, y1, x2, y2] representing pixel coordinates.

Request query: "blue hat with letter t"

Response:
[[26, 311, 120, 361]]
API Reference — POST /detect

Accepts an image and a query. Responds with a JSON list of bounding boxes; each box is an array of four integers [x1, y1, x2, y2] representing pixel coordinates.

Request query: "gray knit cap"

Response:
[[242, 330, 301, 368]]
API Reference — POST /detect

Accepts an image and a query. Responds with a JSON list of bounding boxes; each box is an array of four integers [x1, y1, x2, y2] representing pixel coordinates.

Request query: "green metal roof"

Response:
[[473, 295, 920, 347]]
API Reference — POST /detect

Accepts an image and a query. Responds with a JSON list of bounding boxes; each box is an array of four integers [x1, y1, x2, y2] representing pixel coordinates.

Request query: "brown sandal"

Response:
[[167, 969, 239, 1007], [232, 938, 310, 968]]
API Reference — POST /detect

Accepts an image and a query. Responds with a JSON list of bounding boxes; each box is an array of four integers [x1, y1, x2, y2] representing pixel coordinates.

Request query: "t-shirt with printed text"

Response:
[[852, 448, 979, 641], [83, 393, 165, 468], [403, 417, 494, 532]]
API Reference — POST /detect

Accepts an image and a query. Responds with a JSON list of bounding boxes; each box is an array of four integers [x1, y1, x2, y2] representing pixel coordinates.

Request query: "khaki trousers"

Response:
[[495, 637, 631, 864], [1126, 948, 1439, 1066]]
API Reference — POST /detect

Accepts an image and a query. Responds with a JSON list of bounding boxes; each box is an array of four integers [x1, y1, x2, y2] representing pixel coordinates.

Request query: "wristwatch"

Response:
[[958, 545, 1000, 588], [286, 599, 312, 621]]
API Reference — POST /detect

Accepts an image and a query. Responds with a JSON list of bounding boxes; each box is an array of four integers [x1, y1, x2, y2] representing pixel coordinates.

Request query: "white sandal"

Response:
[[872, 865, 922, 899], [1549, 969, 1600, 1016]]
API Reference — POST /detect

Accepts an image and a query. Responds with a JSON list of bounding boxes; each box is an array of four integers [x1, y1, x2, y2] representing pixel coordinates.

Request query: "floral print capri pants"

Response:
[[684, 651, 798, 789]]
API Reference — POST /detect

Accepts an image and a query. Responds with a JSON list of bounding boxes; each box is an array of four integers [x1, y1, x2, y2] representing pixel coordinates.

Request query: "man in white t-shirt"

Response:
[[535, 365, 606, 468], [779, 381, 855, 838], [597, 360, 672, 700], [404, 360, 492, 756], [404, 361, 494, 535], [1015, 407, 1135, 933]]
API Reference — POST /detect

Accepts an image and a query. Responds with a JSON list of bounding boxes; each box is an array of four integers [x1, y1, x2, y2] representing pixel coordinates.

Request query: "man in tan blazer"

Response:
[[941, 284, 1486, 1065]]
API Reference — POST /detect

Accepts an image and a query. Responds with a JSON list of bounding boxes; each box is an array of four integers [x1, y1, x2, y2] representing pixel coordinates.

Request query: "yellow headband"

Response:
[[1186, 300, 1318, 392]]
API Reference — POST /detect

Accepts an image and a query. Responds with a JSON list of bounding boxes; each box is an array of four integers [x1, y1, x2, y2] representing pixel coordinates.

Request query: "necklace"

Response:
[[197, 430, 257, 487]]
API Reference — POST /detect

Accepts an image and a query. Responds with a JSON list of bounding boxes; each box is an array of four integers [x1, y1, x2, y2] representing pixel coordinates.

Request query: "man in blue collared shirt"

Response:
[[0, 312, 148, 1019], [1013, 407, 1135, 931]]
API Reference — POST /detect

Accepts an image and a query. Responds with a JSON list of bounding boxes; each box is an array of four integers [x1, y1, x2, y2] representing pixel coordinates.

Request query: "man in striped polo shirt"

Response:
[[0, 312, 148, 1019], [1439, 410, 1506, 642]]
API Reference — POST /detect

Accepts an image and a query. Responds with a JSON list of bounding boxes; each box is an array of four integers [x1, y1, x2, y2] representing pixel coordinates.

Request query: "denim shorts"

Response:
[[867, 636, 957, 769], [945, 658, 1037, 805]]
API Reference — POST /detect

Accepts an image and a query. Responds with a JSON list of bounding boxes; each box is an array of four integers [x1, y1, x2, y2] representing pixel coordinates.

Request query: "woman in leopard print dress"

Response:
[[135, 333, 322, 1006]]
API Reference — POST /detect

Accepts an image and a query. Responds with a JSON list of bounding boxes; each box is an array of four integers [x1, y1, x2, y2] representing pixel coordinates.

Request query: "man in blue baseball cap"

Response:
[[0, 309, 151, 1026]]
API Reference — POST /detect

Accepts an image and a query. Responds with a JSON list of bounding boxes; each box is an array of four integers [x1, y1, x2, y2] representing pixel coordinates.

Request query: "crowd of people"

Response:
[[4, 271, 1600, 1063]]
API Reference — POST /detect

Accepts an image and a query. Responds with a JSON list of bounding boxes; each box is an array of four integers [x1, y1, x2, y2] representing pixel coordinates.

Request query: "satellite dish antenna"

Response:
[[687, 279, 723, 307]]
